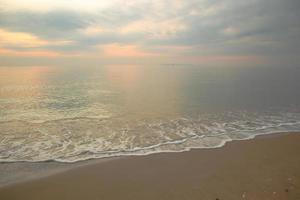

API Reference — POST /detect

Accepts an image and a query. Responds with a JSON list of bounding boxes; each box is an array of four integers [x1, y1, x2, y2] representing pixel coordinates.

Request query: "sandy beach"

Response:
[[0, 133, 299, 200]]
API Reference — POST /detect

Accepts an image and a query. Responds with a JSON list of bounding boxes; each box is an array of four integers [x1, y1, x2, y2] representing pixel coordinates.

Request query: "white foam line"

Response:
[[1, 119, 300, 163], [53, 130, 300, 163]]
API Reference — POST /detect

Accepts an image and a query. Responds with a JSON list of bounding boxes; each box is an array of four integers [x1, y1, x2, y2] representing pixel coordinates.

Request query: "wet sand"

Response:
[[0, 133, 299, 200]]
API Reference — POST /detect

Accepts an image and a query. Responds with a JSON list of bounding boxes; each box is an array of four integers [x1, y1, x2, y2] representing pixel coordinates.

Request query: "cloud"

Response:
[[0, 0, 299, 64], [99, 43, 157, 58], [0, 0, 119, 12], [0, 29, 49, 48], [0, 10, 91, 39], [0, 47, 61, 57], [0, 28, 74, 47], [120, 18, 187, 39]]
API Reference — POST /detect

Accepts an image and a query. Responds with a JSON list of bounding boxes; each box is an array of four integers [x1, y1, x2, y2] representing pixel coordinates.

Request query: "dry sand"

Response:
[[0, 133, 299, 200]]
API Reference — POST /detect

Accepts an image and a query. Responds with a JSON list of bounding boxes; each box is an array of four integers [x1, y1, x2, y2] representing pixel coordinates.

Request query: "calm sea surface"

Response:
[[0, 65, 300, 162]]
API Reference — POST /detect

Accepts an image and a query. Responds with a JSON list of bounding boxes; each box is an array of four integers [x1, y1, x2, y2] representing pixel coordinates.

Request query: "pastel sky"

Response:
[[0, 0, 299, 66]]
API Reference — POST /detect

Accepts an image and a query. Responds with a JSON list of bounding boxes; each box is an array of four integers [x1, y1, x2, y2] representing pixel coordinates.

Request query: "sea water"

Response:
[[0, 65, 300, 162]]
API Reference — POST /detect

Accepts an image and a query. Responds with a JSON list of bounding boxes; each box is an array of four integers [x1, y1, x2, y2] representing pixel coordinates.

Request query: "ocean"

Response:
[[0, 65, 300, 163]]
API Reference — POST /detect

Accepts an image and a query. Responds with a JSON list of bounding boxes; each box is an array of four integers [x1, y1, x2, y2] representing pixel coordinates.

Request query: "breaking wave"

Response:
[[1, 111, 300, 163]]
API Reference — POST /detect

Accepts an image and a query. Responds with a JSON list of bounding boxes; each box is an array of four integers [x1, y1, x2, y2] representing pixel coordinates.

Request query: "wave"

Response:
[[1, 111, 300, 163]]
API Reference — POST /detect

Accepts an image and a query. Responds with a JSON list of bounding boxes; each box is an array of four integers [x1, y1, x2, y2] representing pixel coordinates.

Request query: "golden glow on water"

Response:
[[0, 66, 54, 98], [0, 65, 186, 122], [105, 65, 183, 118]]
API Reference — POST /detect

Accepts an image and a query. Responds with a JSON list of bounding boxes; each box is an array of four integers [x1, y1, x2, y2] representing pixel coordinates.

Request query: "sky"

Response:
[[0, 0, 299, 66]]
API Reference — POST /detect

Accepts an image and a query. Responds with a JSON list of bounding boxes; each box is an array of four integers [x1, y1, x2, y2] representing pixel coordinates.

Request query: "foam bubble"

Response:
[[0, 111, 300, 163]]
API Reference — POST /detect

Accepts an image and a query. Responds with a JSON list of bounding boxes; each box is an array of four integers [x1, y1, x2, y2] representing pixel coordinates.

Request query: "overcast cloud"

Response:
[[0, 0, 299, 65]]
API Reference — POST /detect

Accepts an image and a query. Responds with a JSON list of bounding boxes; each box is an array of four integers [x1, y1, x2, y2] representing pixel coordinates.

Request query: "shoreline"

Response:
[[0, 131, 298, 188], [1, 132, 300, 199]]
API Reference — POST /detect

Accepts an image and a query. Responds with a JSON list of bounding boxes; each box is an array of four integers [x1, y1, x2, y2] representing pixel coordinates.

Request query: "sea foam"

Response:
[[1, 111, 300, 163]]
